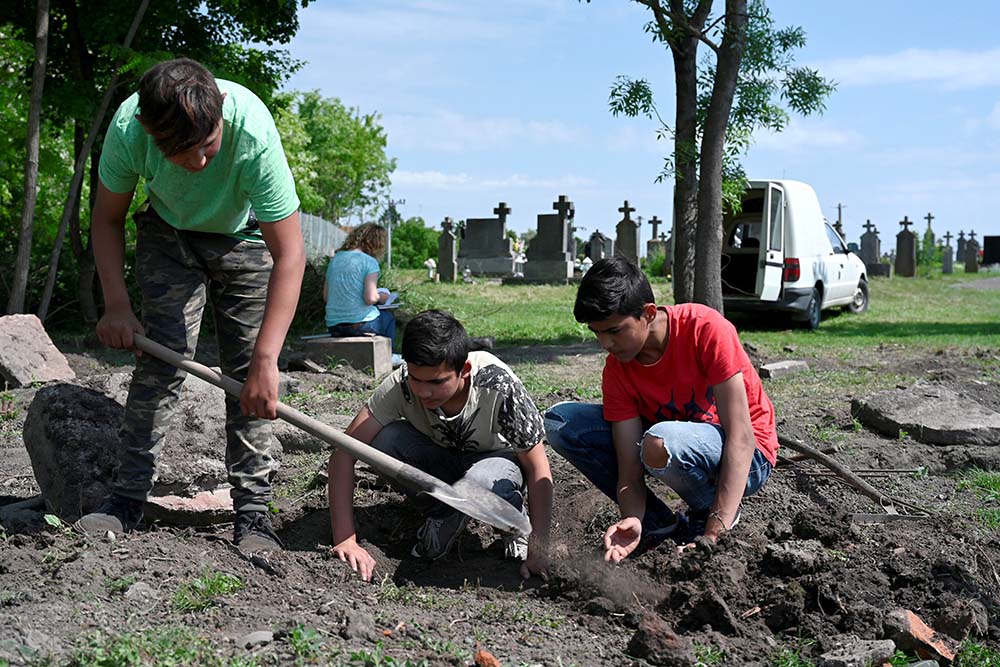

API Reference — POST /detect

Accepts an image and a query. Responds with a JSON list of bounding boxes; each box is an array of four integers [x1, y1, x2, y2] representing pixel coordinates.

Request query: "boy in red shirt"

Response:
[[545, 257, 777, 561]]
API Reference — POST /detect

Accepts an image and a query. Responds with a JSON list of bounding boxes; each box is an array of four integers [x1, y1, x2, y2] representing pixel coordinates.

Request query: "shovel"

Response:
[[132, 334, 531, 537]]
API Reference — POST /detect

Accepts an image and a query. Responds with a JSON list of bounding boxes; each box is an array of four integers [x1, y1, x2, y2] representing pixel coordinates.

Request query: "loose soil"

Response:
[[0, 336, 998, 666]]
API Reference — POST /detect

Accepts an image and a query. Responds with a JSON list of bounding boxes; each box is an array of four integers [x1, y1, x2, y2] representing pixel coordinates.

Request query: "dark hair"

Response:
[[137, 58, 224, 157], [574, 256, 654, 322], [402, 310, 469, 372]]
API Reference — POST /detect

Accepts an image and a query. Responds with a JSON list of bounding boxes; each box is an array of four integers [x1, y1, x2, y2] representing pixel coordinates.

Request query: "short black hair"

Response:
[[574, 256, 654, 322], [137, 58, 223, 157], [402, 310, 470, 372]]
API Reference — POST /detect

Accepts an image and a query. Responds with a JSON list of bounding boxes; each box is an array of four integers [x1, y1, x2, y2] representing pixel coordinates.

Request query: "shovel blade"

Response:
[[424, 477, 531, 537]]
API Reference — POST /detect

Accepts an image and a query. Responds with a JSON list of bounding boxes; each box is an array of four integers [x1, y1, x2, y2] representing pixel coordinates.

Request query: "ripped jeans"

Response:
[[544, 402, 771, 528]]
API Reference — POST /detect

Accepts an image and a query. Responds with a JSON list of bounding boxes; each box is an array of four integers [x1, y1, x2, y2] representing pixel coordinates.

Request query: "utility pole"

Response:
[[384, 197, 405, 270]]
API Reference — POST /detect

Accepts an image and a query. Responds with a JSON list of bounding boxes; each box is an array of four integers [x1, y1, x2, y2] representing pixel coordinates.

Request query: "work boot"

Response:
[[75, 494, 144, 536], [233, 510, 284, 552], [411, 511, 469, 560]]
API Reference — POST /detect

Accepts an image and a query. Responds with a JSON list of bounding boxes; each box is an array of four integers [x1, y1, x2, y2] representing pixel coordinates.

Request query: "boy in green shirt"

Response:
[[76, 58, 305, 552]]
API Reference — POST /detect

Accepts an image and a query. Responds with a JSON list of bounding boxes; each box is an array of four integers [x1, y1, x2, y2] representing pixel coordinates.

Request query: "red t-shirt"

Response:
[[602, 303, 778, 465]]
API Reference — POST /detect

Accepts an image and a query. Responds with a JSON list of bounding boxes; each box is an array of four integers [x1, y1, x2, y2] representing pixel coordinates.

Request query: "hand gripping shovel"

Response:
[[132, 334, 531, 537]]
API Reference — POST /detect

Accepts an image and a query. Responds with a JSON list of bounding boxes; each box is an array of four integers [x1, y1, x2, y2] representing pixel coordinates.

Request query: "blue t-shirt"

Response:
[[325, 250, 380, 327]]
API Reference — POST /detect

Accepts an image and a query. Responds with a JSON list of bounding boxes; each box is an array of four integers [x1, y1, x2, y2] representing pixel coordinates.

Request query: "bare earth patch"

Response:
[[0, 339, 997, 665]]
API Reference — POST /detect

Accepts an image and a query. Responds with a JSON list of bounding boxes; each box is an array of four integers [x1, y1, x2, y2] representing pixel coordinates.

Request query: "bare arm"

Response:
[[329, 405, 384, 581], [91, 182, 143, 350], [241, 211, 306, 420], [704, 372, 757, 541], [604, 417, 647, 563], [363, 271, 386, 305], [515, 442, 554, 579]]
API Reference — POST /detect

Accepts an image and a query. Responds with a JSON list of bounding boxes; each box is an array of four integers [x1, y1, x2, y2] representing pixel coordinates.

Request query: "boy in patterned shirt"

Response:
[[328, 310, 553, 582]]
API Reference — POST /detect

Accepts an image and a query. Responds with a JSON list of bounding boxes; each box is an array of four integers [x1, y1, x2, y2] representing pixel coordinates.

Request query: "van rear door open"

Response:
[[756, 183, 785, 300]]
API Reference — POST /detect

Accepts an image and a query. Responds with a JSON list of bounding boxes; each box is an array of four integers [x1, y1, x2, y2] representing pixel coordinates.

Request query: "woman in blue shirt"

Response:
[[323, 223, 396, 344]]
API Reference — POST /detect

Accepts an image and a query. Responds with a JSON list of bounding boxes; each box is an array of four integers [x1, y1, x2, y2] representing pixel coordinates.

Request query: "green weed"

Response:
[[343, 641, 428, 667], [0, 390, 17, 422], [694, 642, 725, 665], [955, 641, 1000, 666], [69, 627, 252, 667], [171, 568, 243, 612], [104, 574, 137, 595], [958, 468, 1000, 501], [897, 429, 909, 441], [975, 508, 1000, 529], [768, 647, 814, 667], [479, 599, 564, 629], [287, 625, 323, 662]]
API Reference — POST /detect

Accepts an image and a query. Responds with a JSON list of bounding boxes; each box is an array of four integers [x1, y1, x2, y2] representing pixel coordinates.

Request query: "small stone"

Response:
[[105, 530, 116, 542], [818, 636, 895, 667], [124, 581, 159, 603], [238, 630, 274, 649], [759, 360, 809, 379]]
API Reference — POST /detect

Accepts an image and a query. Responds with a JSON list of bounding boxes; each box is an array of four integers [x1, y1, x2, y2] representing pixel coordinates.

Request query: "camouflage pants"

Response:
[[113, 209, 276, 513]]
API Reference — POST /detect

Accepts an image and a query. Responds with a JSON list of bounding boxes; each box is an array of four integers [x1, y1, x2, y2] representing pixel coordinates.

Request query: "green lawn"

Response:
[[384, 268, 1000, 352]]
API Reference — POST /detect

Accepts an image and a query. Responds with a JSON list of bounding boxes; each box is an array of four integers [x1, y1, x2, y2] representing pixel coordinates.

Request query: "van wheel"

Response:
[[846, 279, 869, 314], [803, 288, 822, 330]]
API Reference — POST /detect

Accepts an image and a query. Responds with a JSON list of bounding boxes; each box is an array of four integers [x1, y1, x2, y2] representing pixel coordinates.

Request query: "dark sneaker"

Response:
[[75, 494, 144, 536], [411, 511, 469, 560], [234, 511, 284, 552], [636, 513, 684, 553], [502, 532, 529, 561]]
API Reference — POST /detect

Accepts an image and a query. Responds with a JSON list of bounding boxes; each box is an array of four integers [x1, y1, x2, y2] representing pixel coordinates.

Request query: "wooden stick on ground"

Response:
[[777, 433, 933, 516]]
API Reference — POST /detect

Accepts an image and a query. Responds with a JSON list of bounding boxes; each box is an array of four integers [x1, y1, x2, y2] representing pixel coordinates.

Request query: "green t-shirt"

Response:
[[98, 79, 299, 240]]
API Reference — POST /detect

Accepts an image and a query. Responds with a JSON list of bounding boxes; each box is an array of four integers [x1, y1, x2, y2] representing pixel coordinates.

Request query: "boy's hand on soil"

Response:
[[520, 552, 549, 580], [604, 517, 641, 563], [96, 306, 145, 354], [332, 538, 376, 582], [241, 360, 279, 420]]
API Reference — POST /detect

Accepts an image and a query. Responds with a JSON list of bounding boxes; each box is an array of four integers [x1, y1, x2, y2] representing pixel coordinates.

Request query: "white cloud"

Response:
[[987, 101, 1000, 129], [819, 48, 1000, 89], [384, 111, 587, 152], [393, 169, 595, 191], [753, 119, 862, 152]]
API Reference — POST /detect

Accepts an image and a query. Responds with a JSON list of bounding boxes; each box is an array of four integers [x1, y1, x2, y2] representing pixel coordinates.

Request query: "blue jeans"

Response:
[[370, 421, 524, 518], [328, 309, 396, 344], [544, 402, 771, 527]]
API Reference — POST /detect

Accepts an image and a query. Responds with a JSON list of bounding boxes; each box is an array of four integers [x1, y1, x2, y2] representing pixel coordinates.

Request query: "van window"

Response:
[[768, 188, 784, 251], [825, 224, 847, 254]]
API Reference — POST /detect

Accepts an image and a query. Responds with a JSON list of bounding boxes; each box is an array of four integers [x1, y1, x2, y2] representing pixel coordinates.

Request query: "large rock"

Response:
[[852, 383, 1000, 446], [0, 314, 75, 388], [22, 371, 312, 520]]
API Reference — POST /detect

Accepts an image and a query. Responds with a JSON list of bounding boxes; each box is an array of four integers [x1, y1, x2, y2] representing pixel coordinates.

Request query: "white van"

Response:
[[720, 179, 868, 329]]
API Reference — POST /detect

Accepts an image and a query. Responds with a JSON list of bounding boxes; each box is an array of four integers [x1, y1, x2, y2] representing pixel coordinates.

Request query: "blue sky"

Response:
[[283, 0, 1000, 247]]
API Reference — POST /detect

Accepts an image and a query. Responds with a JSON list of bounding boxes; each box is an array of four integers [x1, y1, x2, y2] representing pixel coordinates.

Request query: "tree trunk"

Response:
[[37, 0, 149, 321], [6, 0, 49, 315], [693, 0, 747, 313], [670, 34, 700, 305]]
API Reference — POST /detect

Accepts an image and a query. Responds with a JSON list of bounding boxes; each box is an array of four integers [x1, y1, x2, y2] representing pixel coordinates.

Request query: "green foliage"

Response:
[[343, 642, 428, 667], [693, 643, 725, 666], [957, 468, 1000, 501], [955, 642, 1000, 667], [644, 250, 666, 280], [276, 90, 396, 223], [68, 627, 259, 667], [607, 1, 835, 212], [171, 568, 243, 612], [286, 625, 323, 662], [0, 390, 17, 422], [917, 225, 942, 275], [390, 217, 439, 269], [768, 647, 814, 667], [104, 574, 138, 595]]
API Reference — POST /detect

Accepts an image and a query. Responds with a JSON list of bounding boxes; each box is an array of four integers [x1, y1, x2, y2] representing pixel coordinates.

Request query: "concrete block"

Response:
[[304, 336, 392, 378], [759, 360, 809, 379]]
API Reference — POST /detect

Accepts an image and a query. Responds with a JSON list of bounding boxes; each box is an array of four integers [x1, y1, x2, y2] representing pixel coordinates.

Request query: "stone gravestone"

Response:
[[437, 217, 458, 283], [941, 231, 954, 274], [457, 202, 517, 276], [983, 235, 1000, 265], [587, 231, 609, 261], [894, 216, 917, 278], [615, 200, 640, 265], [924, 212, 936, 247], [860, 220, 891, 278], [524, 195, 575, 281], [0, 314, 76, 388], [965, 231, 980, 274], [956, 230, 967, 264], [645, 215, 667, 260]]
